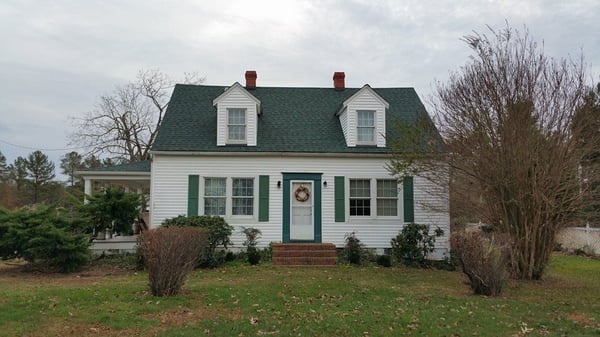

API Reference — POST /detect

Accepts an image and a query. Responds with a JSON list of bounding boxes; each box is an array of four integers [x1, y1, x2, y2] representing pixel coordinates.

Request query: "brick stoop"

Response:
[[272, 243, 337, 266]]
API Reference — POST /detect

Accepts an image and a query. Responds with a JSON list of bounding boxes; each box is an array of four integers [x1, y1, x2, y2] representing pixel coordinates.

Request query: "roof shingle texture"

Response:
[[151, 84, 439, 154]]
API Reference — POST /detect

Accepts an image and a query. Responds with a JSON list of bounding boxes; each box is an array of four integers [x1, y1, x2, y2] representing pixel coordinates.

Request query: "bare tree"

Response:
[[389, 25, 597, 280], [70, 69, 203, 162]]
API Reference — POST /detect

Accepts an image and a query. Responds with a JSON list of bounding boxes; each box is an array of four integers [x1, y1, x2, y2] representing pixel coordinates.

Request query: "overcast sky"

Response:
[[1, 0, 599, 181]]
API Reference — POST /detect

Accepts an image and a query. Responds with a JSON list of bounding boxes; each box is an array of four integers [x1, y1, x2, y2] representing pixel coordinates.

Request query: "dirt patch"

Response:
[[568, 312, 600, 328], [0, 260, 132, 285], [145, 306, 243, 327]]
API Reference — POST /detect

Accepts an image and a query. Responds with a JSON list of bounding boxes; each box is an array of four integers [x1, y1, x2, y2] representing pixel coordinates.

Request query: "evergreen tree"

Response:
[[8, 156, 28, 191], [0, 150, 7, 182], [25, 150, 55, 203], [60, 151, 83, 187]]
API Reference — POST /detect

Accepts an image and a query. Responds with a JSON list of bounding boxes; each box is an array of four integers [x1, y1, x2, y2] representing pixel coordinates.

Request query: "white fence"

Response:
[[556, 226, 600, 254]]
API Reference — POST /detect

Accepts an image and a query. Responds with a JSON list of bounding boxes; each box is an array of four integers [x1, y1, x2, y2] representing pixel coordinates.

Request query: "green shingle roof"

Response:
[[151, 84, 441, 154], [80, 160, 151, 173]]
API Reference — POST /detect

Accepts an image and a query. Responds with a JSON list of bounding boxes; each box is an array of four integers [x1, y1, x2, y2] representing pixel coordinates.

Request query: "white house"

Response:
[[81, 71, 449, 259]]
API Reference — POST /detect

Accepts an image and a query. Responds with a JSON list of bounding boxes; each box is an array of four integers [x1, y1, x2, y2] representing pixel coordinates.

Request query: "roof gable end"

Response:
[[337, 84, 389, 116], [212, 82, 261, 113]]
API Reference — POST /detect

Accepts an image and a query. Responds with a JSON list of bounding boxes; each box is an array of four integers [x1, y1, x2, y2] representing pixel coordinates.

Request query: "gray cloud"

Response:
[[0, 0, 598, 180]]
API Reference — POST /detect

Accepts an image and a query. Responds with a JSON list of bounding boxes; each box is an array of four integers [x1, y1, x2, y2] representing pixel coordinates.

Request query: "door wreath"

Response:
[[294, 185, 310, 202]]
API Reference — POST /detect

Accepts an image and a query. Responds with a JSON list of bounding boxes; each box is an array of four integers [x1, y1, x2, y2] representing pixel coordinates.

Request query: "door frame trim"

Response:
[[282, 173, 322, 243]]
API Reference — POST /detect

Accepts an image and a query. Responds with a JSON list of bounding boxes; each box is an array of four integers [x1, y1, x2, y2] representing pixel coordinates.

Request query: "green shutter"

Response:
[[187, 175, 199, 216], [334, 176, 345, 222], [403, 176, 414, 223], [258, 175, 269, 222]]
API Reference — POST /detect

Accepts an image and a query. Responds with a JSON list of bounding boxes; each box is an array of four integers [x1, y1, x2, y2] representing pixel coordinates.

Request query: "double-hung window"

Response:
[[203, 177, 254, 217], [376, 179, 398, 216], [204, 177, 226, 216], [232, 178, 254, 216], [227, 108, 246, 143], [357, 110, 375, 144], [349, 178, 399, 217], [349, 179, 371, 216]]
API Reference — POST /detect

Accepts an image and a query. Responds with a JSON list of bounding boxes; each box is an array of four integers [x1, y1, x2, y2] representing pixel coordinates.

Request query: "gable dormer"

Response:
[[336, 84, 389, 147], [212, 78, 261, 146]]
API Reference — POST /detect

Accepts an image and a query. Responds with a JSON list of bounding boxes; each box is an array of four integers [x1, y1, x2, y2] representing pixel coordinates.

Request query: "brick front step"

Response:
[[272, 243, 337, 266]]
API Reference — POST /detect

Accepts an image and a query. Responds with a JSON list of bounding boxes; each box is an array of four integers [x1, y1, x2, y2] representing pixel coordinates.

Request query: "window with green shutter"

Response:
[[334, 176, 345, 222], [258, 175, 269, 221], [187, 175, 199, 216], [403, 176, 414, 223]]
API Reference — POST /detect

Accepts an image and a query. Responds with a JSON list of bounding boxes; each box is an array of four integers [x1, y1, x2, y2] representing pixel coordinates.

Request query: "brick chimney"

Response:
[[333, 72, 345, 91], [245, 70, 257, 89]]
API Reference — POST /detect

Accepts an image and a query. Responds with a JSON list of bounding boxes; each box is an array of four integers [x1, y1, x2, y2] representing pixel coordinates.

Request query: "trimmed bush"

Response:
[[451, 231, 511, 296], [391, 223, 444, 267], [80, 188, 141, 235], [344, 232, 364, 265], [376, 254, 392, 267], [241, 227, 262, 265], [163, 215, 233, 268], [139, 227, 207, 297], [0, 206, 90, 272]]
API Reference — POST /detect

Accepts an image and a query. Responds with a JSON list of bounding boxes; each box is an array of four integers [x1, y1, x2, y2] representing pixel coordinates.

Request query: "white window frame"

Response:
[[356, 110, 376, 145], [227, 108, 247, 144], [348, 178, 400, 219], [231, 177, 254, 216], [376, 179, 398, 217], [203, 177, 227, 216], [349, 179, 371, 217], [201, 176, 255, 219]]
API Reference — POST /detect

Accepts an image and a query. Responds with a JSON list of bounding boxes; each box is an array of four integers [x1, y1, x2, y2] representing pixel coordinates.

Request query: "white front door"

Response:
[[290, 181, 314, 241]]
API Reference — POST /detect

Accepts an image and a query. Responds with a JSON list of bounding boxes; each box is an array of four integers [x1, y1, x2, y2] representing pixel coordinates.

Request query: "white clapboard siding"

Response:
[[215, 85, 258, 146], [150, 154, 449, 256]]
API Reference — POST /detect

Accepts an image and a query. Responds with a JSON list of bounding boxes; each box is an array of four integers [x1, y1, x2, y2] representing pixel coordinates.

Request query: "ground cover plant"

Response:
[[0, 254, 598, 336]]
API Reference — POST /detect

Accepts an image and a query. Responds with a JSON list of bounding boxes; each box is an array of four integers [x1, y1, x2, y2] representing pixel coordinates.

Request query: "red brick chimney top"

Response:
[[245, 70, 257, 89], [333, 72, 345, 91]]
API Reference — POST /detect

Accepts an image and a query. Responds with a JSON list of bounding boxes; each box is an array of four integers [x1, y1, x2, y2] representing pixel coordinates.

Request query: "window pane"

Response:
[[228, 125, 246, 140], [232, 178, 253, 215], [376, 179, 398, 216], [377, 199, 397, 216], [357, 127, 374, 142], [377, 180, 397, 197], [228, 109, 246, 124], [204, 197, 226, 216], [350, 179, 370, 198], [350, 199, 371, 216], [228, 109, 246, 141], [232, 197, 253, 215], [357, 111, 374, 127], [233, 178, 253, 196], [204, 178, 226, 196]]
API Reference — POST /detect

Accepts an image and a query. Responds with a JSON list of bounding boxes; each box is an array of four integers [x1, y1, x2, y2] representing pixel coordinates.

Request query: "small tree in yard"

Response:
[[451, 231, 511, 296], [139, 227, 207, 297], [391, 223, 443, 267], [389, 24, 598, 279], [241, 227, 262, 265]]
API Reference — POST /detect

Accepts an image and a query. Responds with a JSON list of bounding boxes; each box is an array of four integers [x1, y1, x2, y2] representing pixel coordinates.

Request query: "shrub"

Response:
[[139, 227, 207, 297], [391, 223, 443, 267], [241, 227, 262, 265], [0, 206, 90, 272], [451, 231, 511, 296], [376, 254, 392, 267], [343, 232, 364, 265], [80, 188, 141, 235], [163, 215, 233, 268]]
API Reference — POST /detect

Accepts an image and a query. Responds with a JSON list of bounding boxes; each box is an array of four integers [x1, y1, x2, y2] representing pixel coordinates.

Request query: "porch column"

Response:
[[84, 178, 92, 204]]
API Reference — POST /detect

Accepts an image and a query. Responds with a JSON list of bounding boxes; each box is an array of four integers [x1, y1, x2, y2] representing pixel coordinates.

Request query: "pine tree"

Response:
[[25, 150, 55, 203], [60, 151, 83, 187]]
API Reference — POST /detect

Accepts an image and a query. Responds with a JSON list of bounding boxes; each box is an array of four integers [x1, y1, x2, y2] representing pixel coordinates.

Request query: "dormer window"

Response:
[[357, 110, 375, 144], [336, 84, 389, 148], [227, 108, 247, 143]]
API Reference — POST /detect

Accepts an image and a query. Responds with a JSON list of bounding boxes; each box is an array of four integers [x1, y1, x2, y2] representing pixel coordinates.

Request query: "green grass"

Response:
[[1, 254, 599, 336]]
